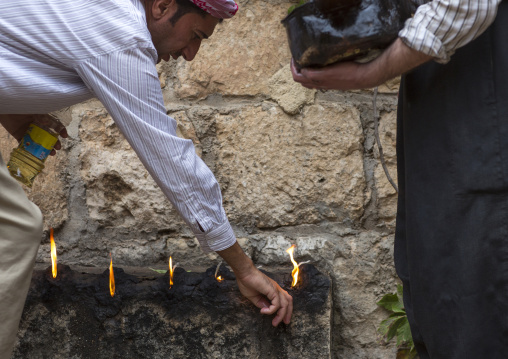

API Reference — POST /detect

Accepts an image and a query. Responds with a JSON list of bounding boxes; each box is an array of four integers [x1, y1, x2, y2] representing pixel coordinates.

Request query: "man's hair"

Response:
[[169, 0, 207, 25]]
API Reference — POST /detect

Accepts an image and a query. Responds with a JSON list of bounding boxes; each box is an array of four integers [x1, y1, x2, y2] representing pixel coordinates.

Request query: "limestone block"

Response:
[[332, 231, 399, 357], [174, 0, 292, 99], [173, 110, 203, 157], [377, 77, 401, 94], [268, 64, 316, 115], [27, 151, 70, 229], [214, 102, 366, 228], [373, 111, 397, 223], [243, 228, 399, 358], [78, 109, 185, 230]]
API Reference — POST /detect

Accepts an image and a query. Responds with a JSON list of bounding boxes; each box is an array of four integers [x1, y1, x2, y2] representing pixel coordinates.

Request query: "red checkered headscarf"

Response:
[[189, 0, 238, 19]]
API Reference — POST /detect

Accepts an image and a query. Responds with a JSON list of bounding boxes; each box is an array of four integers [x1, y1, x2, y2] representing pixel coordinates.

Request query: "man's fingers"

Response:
[[272, 301, 286, 326], [291, 58, 310, 84], [50, 140, 61, 156], [260, 282, 280, 315], [261, 282, 293, 327], [271, 291, 292, 327], [59, 127, 68, 138], [283, 294, 293, 324], [255, 296, 271, 310], [235, 268, 293, 326], [292, 64, 329, 90]]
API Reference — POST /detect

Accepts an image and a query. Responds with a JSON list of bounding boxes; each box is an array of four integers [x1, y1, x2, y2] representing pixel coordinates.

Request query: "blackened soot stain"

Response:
[[18, 263, 330, 358]]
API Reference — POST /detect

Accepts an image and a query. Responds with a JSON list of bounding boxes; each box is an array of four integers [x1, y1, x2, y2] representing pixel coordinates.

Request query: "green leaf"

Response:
[[378, 318, 394, 336], [377, 285, 414, 351], [397, 284, 405, 308], [377, 293, 401, 312], [386, 317, 406, 342], [149, 268, 167, 274], [287, 0, 307, 14], [409, 346, 418, 359], [388, 311, 407, 319], [396, 318, 412, 347]]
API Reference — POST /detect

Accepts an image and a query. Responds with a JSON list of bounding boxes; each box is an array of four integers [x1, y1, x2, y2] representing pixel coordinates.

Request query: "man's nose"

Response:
[[182, 39, 201, 61]]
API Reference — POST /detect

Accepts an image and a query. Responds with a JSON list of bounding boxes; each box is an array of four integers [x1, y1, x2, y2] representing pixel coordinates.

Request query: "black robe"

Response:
[[395, 2, 508, 358]]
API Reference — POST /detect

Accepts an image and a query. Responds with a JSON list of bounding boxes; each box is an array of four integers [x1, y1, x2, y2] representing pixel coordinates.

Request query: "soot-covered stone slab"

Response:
[[13, 264, 331, 359]]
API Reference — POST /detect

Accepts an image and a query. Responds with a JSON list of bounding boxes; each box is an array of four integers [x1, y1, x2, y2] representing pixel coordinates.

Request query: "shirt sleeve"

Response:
[[74, 44, 235, 253], [399, 0, 502, 63]]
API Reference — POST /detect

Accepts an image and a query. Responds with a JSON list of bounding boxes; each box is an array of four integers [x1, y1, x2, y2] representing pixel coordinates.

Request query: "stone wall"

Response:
[[0, 0, 402, 357]]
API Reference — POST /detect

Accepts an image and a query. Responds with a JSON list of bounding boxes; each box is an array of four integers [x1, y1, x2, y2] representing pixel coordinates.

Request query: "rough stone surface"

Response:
[[13, 264, 331, 359], [0, 1, 403, 358], [268, 64, 316, 115], [213, 102, 366, 229], [174, 0, 291, 99], [373, 111, 398, 224]]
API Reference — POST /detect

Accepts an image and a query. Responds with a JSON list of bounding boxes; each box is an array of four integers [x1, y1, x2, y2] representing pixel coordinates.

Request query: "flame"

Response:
[[50, 228, 57, 278], [109, 253, 115, 297], [169, 256, 174, 288], [214, 262, 224, 282], [286, 245, 299, 287]]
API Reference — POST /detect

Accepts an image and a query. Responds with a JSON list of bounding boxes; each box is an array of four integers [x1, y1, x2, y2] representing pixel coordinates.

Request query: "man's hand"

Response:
[[236, 265, 293, 327], [0, 114, 68, 156], [217, 242, 293, 327], [291, 38, 433, 91]]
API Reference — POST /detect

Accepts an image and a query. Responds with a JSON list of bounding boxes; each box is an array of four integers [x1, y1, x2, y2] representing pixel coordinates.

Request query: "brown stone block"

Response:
[[213, 102, 366, 228], [78, 109, 185, 231], [174, 1, 292, 99]]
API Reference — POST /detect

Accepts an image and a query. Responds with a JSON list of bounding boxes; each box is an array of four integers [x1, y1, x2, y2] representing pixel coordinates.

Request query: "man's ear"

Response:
[[150, 0, 176, 20]]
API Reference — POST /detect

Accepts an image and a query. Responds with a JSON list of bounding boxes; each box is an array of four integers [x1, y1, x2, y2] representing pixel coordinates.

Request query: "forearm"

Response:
[[216, 242, 256, 278], [292, 38, 433, 91], [363, 38, 433, 87]]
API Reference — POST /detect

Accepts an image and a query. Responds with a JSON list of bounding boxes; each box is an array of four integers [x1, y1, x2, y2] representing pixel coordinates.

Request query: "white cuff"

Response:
[[194, 219, 236, 253]]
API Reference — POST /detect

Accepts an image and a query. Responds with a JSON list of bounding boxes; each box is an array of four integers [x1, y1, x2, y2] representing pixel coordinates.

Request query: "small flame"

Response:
[[169, 256, 174, 288], [109, 253, 115, 297], [50, 228, 57, 278], [214, 262, 224, 282], [286, 245, 299, 287]]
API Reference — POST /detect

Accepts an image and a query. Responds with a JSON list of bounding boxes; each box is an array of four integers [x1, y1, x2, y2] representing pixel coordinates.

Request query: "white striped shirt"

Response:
[[0, 0, 235, 252], [400, 0, 502, 63]]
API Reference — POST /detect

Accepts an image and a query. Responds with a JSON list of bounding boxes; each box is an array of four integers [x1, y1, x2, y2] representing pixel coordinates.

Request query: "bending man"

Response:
[[0, 0, 292, 357]]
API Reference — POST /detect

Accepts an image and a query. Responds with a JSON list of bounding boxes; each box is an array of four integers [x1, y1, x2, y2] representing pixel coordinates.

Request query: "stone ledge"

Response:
[[14, 264, 331, 359]]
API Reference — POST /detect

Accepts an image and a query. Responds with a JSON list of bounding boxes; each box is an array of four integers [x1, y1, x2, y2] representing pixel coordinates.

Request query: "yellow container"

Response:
[[7, 124, 58, 187]]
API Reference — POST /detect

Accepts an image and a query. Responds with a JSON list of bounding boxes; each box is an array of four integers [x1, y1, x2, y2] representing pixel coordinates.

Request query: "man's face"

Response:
[[146, 0, 219, 64]]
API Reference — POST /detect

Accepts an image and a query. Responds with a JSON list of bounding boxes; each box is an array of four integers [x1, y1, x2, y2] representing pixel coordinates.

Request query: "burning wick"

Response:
[[169, 256, 177, 288], [50, 228, 57, 278], [285, 245, 310, 287], [215, 262, 224, 283], [109, 253, 115, 297]]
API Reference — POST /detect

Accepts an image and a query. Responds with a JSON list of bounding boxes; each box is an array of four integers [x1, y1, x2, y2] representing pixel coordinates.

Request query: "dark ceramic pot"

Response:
[[282, 0, 425, 68]]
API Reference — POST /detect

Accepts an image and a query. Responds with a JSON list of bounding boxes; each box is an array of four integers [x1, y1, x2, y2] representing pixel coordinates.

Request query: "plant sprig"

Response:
[[377, 284, 418, 358], [288, 0, 307, 14]]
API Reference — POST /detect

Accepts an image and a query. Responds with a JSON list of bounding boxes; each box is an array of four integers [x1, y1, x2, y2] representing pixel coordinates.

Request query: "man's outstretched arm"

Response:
[[217, 242, 293, 327], [291, 38, 432, 91], [291, 0, 501, 91]]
